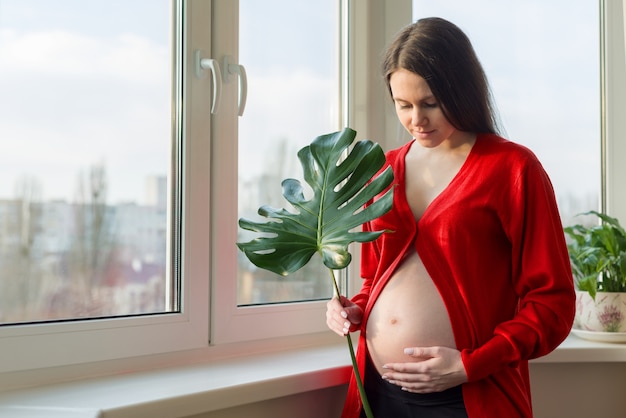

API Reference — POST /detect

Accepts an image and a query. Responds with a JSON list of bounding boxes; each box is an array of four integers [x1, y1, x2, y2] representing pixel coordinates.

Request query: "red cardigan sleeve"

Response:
[[461, 158, 575, 381]]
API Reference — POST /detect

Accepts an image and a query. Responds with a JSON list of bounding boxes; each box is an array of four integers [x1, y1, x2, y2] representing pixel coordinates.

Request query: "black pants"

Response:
[[359, 356, 468, 418]]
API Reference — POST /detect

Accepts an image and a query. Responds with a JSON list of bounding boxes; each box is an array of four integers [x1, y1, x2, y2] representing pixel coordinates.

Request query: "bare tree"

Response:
[[0, 175, 44, 322], [66, 161, 117, 316]]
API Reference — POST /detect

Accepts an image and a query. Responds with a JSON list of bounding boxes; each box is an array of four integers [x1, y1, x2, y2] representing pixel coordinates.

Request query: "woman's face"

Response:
[[389, 68, 459, 148]]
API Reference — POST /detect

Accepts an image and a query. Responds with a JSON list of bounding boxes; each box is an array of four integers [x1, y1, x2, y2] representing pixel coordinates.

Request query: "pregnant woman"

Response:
[[326, 17, 575, 418]]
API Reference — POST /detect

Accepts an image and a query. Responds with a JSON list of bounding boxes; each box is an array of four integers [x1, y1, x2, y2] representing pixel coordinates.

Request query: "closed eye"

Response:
[[394, 100, 411, 109]]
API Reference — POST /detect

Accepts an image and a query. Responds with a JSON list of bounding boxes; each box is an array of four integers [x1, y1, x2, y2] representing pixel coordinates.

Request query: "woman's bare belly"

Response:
[[366, 250, 456, 375]]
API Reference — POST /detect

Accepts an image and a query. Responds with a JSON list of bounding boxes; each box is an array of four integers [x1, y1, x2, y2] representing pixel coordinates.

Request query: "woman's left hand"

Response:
[[381, 346, 468, 393]]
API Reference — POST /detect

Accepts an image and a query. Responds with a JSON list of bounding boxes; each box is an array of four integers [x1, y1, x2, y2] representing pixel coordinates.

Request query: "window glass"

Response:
[[412, 0, 600, 225], [236, 0, 340, 305], [0, 0, 177, 324]]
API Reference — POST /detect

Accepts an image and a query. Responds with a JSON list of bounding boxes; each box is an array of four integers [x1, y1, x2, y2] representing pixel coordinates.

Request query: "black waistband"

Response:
[[364, 354, 465, 407]]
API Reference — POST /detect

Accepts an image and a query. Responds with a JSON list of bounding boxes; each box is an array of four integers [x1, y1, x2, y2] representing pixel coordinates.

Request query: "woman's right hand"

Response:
[[326, 296, 363, 336]]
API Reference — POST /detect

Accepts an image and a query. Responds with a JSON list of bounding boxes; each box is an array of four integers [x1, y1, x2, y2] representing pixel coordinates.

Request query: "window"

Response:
[[236, 0, 340, 307], [210, 0, 343, 343], [0, 0, 178, 324], [0, 0, 344, 373], [411, 0, 601, 225], [0, 0, 210, 374]]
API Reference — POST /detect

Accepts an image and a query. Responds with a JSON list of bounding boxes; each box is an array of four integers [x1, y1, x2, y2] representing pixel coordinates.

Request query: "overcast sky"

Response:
[[0, 0, 170, 204]]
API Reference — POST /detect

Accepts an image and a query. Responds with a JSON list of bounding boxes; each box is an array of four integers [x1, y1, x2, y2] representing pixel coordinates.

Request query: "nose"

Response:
[[411, 108, 426, 126]]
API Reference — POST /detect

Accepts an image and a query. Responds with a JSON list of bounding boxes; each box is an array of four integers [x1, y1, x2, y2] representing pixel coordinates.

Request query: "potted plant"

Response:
[[564, 211, 626, 339]]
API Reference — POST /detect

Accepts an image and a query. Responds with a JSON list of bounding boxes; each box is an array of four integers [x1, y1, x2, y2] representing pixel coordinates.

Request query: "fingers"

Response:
[[381, 365, 457, 393], [339, 297, 363, 325], [381, 346, 467, 393], [325, 298, 347, 336], [325, 297, 362, 336], [325, 297, 351, 336], [403, 346, 438, 360]]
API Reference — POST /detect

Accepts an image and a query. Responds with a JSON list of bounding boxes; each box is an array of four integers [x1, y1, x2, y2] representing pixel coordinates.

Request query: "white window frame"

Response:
[[209, 0, 351, 344], [602, 0, 626, 221]]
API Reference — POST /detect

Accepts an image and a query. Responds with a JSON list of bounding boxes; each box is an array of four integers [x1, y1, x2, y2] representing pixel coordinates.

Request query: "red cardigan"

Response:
[[342, 134, 575, 418]]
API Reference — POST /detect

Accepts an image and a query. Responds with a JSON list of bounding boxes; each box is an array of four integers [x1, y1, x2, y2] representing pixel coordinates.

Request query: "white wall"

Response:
[[530, 362, 626, 418]]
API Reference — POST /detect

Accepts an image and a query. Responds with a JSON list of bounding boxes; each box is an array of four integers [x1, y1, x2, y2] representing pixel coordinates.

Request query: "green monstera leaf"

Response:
[[237, 128, 394, 276], [237, 128, 393, 418]]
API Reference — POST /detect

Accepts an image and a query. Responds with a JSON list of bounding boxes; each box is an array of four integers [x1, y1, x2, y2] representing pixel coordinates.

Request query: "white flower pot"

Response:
[[574, 291, 626, 333]]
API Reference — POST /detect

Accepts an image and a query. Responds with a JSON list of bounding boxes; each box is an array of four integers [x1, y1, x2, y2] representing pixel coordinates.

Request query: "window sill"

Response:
[[0, 341, 352, 418], [533, 331, 626, 363], [0, 332, 624, 417]]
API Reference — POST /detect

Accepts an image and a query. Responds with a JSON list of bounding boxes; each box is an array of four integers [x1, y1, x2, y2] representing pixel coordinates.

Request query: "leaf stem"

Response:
[[329, 269, 374, 418]]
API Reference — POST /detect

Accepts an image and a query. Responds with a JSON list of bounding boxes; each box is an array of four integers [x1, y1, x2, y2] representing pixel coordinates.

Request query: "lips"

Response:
[[414, 129, 434, 138]]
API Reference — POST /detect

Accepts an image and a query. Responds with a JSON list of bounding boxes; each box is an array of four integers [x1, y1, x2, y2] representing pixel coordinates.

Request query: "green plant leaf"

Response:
[[237, 128, 394, 276], [565, 210, 626, 298]]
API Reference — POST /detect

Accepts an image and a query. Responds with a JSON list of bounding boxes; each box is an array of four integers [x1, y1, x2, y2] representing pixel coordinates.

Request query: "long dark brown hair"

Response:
[[382, 17, 501, 135]]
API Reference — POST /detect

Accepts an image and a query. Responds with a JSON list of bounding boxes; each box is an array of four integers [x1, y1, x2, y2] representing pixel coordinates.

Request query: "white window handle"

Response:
[[223, 55, 247, 117], [194, 50, 222, 114]]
